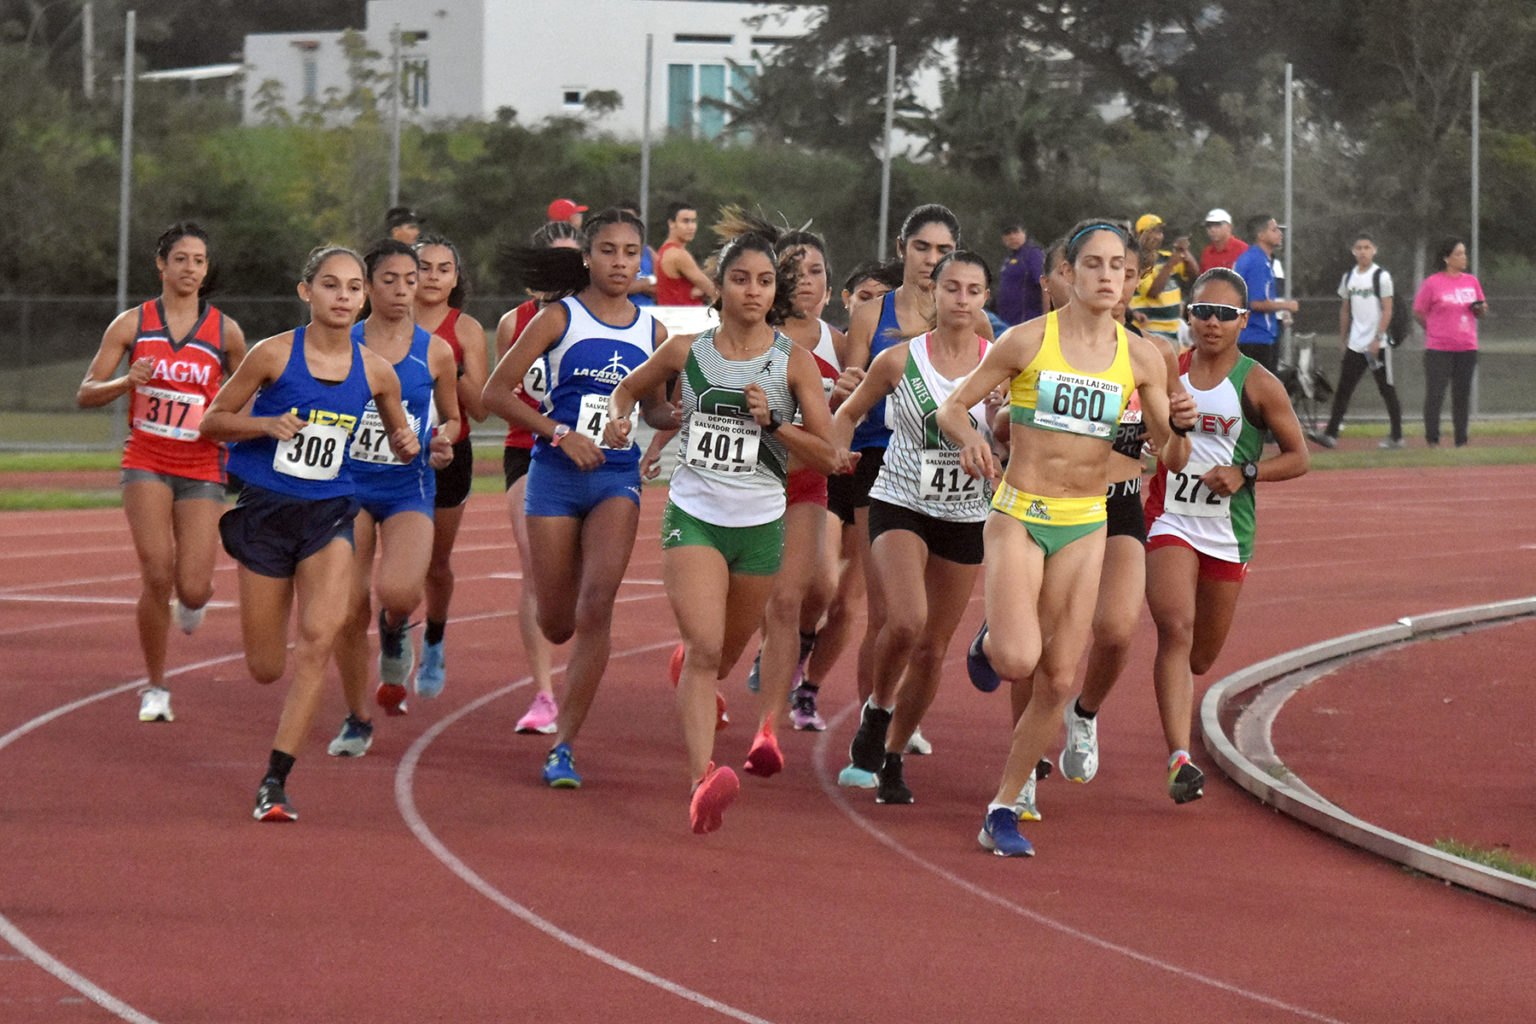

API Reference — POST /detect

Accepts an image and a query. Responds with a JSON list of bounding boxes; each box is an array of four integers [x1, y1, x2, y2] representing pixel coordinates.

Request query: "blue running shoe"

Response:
[[967, 621, 1002, 693], [542, 743, 582, 789], [326, 713, 374, 757], [745, 649, 762, 693], [978, 807, 1034, 857], [837, 764, 878, 789], [414, 639, 446, 698]]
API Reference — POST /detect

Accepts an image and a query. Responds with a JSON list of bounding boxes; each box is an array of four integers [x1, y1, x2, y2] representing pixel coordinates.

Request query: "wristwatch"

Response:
[[550, 424, 571, 447], [763, 410, 783, 435], [1241, 461, 1259, 484]]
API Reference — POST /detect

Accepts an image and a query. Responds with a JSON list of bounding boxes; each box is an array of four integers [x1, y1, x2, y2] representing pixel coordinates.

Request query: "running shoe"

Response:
[[904, 726, 932, 756], [515, 691, 559, 735], [689, 762, 740, 834], [138, 686, 174, 723], [375, 681, 409, 717], [876, 752, 913, 805], [253, 779, 296, 822], [966, 621, 1002, 692], [978, 807, 1034, 857], [668, 641, 685, 687], [848, 700, 893, 773], [745, 649, 762, 693], [377, 609, 416, 688], [788, 684, 825, 731], [1060, 702, 1099, 783], [837, 764, 878, 789], [716, 690, 730, 731], [172, 597, 205, 635], [743, 727, 784, 778], [542, 743, 582, 789], [1035, 757, 1053, 781], [1168, 753, 1205, 804], [1379, 437, 1405, 449], [414, 638, 446, 698], [1307, 430, 1338, 449], [1013, 775, 1041, 822], [326, 713, 374, 757]]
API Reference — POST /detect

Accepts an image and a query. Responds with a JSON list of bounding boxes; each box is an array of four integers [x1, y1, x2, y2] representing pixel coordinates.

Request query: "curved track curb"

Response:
[[1201, 596, 1536, 910]]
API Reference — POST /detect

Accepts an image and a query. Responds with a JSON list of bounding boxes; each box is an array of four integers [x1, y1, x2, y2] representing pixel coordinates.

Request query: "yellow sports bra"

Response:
[[1009, 311, 1135, 441]]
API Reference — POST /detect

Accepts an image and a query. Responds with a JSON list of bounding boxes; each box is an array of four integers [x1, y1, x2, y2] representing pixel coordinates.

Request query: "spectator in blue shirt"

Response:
[[1231, 214, 1299, 373], [994, 222, 1044, 326]]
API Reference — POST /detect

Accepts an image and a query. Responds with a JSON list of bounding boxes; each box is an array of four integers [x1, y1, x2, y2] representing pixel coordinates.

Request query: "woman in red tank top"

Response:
[[411, 235, 489, 698], [76, 222, 247, 725]]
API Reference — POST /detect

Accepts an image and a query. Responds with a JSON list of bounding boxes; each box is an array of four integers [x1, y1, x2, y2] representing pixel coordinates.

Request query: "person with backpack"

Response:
[[1311, 233, 1405, 449]]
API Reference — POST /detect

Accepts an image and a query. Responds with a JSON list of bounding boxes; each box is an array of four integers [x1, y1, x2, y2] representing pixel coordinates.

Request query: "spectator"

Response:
[[656, 201, 716, 305], [1231, 214, 1298, 373], [1199, 208, 1248, 271], [1312, 233, 1404, 449], [614, 198, 657, 306], [385, 206, 422, 245], [994, 221, 1044, 326], [1413, 237, 1486, 447], [1130, 214, 1197, 345], [547, 198, 587, 229]]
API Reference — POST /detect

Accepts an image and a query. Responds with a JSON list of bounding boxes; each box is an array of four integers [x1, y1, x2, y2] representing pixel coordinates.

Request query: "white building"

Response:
[[242, 0, 818, 140]]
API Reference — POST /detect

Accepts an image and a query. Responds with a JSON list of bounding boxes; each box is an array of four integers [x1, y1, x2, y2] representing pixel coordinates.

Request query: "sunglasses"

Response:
[[1188, 303, 1247, 322]]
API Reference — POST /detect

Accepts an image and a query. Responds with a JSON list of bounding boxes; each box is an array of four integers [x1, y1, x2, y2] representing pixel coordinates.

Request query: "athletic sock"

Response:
[[798, 679, 819, 693], [1074, 698, 1097, 720], [797, 629, 817, 661], [266, 749, 296, 786], [1168, 749, 1190, 769], [987, 802, 1014, 816], [425, 619, 446, 645]]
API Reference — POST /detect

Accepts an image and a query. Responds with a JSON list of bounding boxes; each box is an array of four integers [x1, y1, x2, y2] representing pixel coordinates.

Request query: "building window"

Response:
[[563, 89, 583, 107], [667, 63, 693, 133], [698, 64, 725, 139], [675, 33, 732, 44], [403, 57, 429, 108], [301, 55, 318, 102]]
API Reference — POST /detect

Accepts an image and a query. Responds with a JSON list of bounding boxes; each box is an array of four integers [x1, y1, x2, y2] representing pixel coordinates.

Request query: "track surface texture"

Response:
[[2, 463, 1533, 1023]]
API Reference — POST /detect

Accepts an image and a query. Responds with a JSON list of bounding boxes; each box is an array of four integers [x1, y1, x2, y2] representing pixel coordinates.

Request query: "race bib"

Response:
[[685, 412, 761, 475], [918, 448, 981, 504], [1163, 461, 1229, 518], [522, 359, 549, 406], [274, 422, 350, 481], [348, 406, 421, 466], [131, 385, 205, 442], [1035, 371, 1121, 439], [575, 392, 636, 449]]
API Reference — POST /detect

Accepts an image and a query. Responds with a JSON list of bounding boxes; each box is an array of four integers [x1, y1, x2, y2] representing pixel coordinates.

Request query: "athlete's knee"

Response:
[[376, 582, 422, 621], [140, 563, 175, 598], [764, 585, 804, 628], [988, 634, 1041, 683], [1189, 643, 1222, 676], [681, 638, 724, 679], [246, 651, 286, 685], [880, 611, 923, 657]]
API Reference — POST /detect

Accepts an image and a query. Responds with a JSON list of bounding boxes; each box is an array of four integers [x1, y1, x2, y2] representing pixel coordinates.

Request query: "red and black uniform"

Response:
[[430, 306, 475, 508], [122, 299, 231, 483]]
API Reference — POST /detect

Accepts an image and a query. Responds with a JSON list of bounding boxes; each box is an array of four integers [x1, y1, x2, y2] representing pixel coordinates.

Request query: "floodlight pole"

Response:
[[640, 34, 653, 230], [388, 24, 402, 209], [877, 43, 895, 259], [1282, 62, 1294, 368], [113, 9, 135, 448]]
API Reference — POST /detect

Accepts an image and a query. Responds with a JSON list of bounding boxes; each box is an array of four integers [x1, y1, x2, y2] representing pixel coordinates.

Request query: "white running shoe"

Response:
[[138, 686, 174, 723], [172, 598, 206, 635], [1060, 702, 1099, 783], [904, 727, 933, 756], [1012, 774, 1041, 822]]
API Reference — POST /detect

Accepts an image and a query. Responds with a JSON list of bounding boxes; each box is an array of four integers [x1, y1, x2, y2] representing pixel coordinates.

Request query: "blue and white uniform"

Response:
[[346, 322, 437, 519], [525, 296, 658, 518]]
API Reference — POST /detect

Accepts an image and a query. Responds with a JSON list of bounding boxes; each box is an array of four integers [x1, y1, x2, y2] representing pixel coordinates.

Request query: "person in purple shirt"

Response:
[[995, 222, 1045, 326]]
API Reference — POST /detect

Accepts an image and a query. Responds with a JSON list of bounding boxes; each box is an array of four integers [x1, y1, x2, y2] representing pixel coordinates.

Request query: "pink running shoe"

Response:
[[515, 691, 559, 735], [743, 727, 784, 778], [668, 642, 685, 687], [715, 690, 729, 731], [375, 682, 409, 717], [690, 763, 740, 834]]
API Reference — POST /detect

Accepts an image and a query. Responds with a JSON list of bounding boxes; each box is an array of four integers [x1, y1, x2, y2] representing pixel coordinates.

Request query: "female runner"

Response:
[[483, 208, 667, 789], [77, 222, 246, 723], [938, 221, 1194, 857], [325, 239, 460, 755], [834, 251, 995, 804], [1143, 268, 1308, 802], [411, 234, 487, 697], [200, 246, 419, 821], [604, 231, 849, 832], [830, 205, 993, 787]]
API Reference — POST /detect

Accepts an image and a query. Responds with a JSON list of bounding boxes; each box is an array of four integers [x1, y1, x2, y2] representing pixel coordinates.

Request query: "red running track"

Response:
[[1, 464, 1533, 1023]]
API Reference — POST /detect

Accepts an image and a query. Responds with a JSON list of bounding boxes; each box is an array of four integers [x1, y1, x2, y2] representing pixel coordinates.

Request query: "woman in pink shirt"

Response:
[[1413, 238, 1486, 447]]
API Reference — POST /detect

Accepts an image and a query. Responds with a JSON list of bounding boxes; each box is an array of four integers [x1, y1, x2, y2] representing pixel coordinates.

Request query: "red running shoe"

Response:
[[689, 763, 740, 834], [743, 727, 784, 777]]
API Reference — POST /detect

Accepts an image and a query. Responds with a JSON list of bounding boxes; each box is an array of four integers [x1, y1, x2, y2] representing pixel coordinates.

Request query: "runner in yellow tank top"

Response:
[[936, 220, 1199, 858]]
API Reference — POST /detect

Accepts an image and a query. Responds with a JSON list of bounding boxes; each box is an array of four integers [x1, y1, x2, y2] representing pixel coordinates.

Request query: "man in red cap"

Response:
[[547, 198, 587, 228]]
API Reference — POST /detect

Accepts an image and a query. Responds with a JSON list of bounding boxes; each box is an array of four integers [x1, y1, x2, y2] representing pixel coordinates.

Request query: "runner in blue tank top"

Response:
[[202, 246, 419, 823], [484, 208, 669, 791], [324, 239, 462, 757]]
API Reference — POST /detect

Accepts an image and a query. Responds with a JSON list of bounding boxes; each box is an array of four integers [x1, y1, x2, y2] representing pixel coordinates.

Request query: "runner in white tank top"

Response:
[[829, 252, 995, 804]]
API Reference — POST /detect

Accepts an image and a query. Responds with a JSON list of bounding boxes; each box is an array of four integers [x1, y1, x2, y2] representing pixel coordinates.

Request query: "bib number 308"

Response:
[[274, 423, 349, 481]]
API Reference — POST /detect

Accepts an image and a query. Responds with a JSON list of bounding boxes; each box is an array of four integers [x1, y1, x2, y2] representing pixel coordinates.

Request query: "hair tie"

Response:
[[1070, 223, 1122, 246]]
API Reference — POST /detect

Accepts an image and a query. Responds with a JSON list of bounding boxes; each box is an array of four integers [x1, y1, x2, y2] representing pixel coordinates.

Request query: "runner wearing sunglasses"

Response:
[[1143, 267, 1309, 804]]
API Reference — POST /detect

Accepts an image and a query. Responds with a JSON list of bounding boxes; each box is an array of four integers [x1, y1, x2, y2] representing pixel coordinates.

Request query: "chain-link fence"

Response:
[[4, 294, 1533, 448]]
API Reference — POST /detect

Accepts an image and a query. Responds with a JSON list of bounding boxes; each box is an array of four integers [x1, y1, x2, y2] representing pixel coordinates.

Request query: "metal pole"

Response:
[[1471, 69, 1480, 417], [82, 1, 94, 99], [1282, 62, 1294, 367], [640, 33, 653, 231], [388, 23, 402, 209], [113, 9, 135, 449], [877, 43, 896, 259]]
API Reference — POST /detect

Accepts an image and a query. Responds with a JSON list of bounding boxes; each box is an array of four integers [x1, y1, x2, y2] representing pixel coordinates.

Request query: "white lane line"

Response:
[[0, 651, 246, 1024], [809, 705, 1355, 1024], [394, 641, 777, 1024]]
